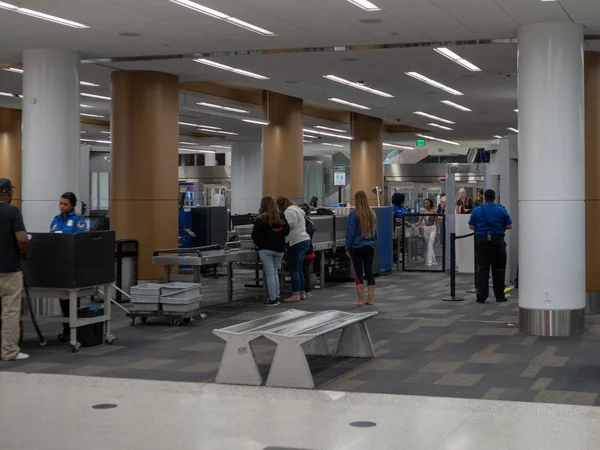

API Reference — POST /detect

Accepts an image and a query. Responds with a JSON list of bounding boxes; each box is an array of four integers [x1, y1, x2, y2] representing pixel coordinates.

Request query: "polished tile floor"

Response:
[[2, 371, 600, 450]]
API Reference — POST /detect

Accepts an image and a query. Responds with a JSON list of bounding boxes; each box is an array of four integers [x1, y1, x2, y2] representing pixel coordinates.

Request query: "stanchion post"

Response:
[[466, 238, 477, 294], [442, 232, 465, 302]]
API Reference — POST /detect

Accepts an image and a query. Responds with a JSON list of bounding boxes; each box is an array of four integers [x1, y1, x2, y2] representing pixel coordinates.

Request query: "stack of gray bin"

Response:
[[160, 282, 201, 313], [130, 283, 163, 312]]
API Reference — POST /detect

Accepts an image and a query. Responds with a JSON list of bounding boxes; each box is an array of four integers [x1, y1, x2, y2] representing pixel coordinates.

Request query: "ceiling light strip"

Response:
[[194, 59, 268, 80], [303, 128, 354, 140], [493, 135, 503, 139], [405, 72, 463, 96], [347, 0, 381, 12], [323, 75, 393, 98], [383, 143, 414, 150], [507, 127, 519, 133], [414, 111, 455, 124], [416, 133, 460, 146], [80, 113, 105, 118], [0, 2, 89, 28], [198, 128, 238, 135], [322, 143, 344, 148], [197, 102, 249, 114], [314, 125, 347, 133], [427, 122, 453, 131], [81, 139, 111, 144], [169, 0, 275, 36], [441, 100, 471, 112], [0, 92, 22, 98], [242, 119, 270, 125], [328, 97, 370, 110], [433, 48, 481, 72], [179, 148, 216, 154], [81, 93, 111, 100]]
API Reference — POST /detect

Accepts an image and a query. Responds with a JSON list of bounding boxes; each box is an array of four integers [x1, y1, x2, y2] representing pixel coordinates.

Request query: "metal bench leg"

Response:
[[213, 333, 262, 386], [303, 335, 330, 356], [335, 321, 376, 358], [266, 336, 315, 389]]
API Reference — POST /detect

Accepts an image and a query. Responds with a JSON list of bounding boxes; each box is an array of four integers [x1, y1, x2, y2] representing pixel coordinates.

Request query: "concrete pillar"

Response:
[[22, 49, 80, 231], [585, 51, 600, 314], [231, 141, 262, 214], [0, 108, 22, 209], [350, 113, 383, 206], [518, 23, 585, 336], [262, 91, 303, 201], [111, 71, 179, 280]]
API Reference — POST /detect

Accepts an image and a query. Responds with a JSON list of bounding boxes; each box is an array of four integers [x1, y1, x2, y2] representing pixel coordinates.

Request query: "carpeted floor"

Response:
[[4, 270, 600, 407]]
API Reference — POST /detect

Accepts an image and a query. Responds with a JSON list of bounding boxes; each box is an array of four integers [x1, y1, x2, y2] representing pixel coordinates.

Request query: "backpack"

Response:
[[305, 215, 316, 237]]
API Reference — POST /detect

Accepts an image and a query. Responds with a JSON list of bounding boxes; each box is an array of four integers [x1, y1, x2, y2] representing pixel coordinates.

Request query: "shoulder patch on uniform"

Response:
[[77, 220, 86, 229], [67, 219, 73, 227]]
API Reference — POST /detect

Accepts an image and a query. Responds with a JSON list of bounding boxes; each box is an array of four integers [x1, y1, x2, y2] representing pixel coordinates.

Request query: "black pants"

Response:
[[351, 246, 376, 286], [60, 298, 80, 334], [475, 235, 507, 302], [302, 259, 313, 293]]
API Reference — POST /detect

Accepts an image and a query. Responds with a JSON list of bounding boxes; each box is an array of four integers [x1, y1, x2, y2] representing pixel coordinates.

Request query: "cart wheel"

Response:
[[130, 317, 136, 326], [140, 316, 148, 324], [105, 335, 116, 345], [40, 340, 48, 347], [170, 319, 181, 327], [71, 342, 81, 353], [183, 318, 192, 324]]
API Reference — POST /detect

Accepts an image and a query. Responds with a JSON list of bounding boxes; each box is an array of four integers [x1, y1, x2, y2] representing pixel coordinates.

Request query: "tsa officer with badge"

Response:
[[50, 192, 86, 234], [50, 192, 86, 342], [468, 189, 512, 304]]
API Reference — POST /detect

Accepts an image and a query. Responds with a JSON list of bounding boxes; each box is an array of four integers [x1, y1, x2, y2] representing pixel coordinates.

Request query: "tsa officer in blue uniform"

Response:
[[50, 192, 86, 234], [468, 189, 512, 304], [50, 192, 86, 341]]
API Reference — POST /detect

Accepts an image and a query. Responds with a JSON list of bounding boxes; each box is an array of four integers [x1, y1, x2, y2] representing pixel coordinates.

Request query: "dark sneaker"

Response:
[[263, 301, 279, 307], [496, 298, 508, 303], [476, 299, 486, 304]]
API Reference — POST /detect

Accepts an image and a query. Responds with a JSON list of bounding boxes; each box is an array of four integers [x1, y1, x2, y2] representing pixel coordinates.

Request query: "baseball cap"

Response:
[[0, 178, 15, 193]]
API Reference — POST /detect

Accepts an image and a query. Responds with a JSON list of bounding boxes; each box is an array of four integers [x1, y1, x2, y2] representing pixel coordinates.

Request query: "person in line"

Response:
[[456, 188, 473, 214], [302, 214, 316, 298], [0, 179, 30, 361], [469, 189, 512, 304], [50, 192, 86, 342], [473, 188, 484, 208], [252, 197, 290, 307], [276, 197, 311, 303], [391, 193, 407, 220], [416, 199, 439, 267], [437, 193, 446, 215], [346, 190, 378, 306]]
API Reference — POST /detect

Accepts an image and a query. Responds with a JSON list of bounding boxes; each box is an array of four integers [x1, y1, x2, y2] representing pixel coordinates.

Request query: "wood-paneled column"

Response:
[[350, 113, 383, 206], [0, 108, 22, 209]]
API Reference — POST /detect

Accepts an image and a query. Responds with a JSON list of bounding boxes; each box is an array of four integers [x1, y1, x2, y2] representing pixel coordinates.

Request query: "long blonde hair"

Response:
[[259, 196, 283, 227], [354, 190, 377, 239]]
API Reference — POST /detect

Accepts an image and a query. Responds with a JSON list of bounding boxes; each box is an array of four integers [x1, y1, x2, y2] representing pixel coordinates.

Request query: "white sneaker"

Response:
[[15, 353, 29, 360]]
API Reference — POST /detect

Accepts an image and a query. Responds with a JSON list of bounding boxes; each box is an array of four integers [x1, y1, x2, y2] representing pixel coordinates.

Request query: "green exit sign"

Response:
[[416, 139, 426, 147]]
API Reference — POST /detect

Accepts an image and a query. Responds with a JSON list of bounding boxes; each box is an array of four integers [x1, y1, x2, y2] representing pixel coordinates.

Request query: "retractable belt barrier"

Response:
[[442, 232, 474, 302]]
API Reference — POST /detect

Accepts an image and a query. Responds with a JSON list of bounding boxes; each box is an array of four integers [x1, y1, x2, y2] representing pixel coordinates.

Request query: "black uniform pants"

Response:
[[475, 235, 507, 302]]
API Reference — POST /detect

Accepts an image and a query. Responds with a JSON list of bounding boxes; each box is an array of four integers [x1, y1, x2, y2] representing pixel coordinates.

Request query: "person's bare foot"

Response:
[[353, 301, 364, 305], [284, 295, 301, 303]]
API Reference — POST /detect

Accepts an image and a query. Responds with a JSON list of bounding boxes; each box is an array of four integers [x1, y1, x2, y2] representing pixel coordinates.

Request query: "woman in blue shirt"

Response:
[[50, 192, 86, 342], [50, 192, 86, 234], [391, 193, 406, 220], [346, 190, 378, 306]]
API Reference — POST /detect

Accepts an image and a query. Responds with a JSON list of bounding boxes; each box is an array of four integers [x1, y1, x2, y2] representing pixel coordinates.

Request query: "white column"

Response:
[[204, 152, 216, 166], [231, 142, 262, 214], [22, 49, 80, 232], [518, 23, 585, 335]]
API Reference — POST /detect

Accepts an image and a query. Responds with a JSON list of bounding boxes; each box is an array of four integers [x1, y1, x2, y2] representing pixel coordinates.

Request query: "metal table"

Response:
[[28, 285, 115, 352]]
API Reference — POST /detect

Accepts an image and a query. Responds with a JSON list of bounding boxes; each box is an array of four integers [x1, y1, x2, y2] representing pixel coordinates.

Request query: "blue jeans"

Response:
[[258, 250, 284, 301], [286, 240, 311, 294]]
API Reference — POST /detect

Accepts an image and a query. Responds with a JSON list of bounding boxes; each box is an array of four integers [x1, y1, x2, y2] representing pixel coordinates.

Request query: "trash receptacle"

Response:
[[116, 239, 138, 303], [77, 306, 104, 347]]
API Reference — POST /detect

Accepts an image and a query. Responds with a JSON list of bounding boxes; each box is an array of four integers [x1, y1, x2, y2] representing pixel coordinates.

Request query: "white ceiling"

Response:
[[0, 0, 599, 150]]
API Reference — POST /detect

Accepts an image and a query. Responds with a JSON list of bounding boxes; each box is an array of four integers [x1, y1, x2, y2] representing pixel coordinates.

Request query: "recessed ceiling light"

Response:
[[416, 133, 459, 146], [0, 92, 22, 98], [80, 81, 100, 87], [198, 128, 239, 135], [0, 2, 89, 28], [405, 72, 463, 96], [100, 131, 111, 135], [3, 67, 23, 73], [323, 75, 393, 98], [322, 143, 344, 148], [194, 59, 268, 80], [441, 100, 471, 112], [347, 0, 381, 11], [80, 104, 93, 108], [197, 102, 249, 114], [514, 109, 519, 113], [169, 0, 275, 36], [242, 119, 270, 125], [303, 128, 354, 140], [81, 138, 111, 144], [80, 113, 105, 118], [493, 135, 503, 139], [507, 127, 519, 133], [179, 141, 198, 145], [81, 93, 111, 100], [428, 122, 453, 131], [314, 125, 347, 133], [211, 145, 231, 149], [434, 48, 481, 72], [414, 111, 455, 124], [383, 143, 414, 150], [328, 97, 370, 110], [303, 134, 316, 139]]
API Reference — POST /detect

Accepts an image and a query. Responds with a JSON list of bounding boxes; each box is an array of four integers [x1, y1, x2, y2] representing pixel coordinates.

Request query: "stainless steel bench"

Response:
[[213, 309, 377, 389]]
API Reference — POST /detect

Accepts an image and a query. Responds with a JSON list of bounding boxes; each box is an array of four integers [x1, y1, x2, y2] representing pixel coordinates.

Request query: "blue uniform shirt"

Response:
[[50, 211, 87, 234], [468, 202, 512, 236], [392, 204, 407, 219]]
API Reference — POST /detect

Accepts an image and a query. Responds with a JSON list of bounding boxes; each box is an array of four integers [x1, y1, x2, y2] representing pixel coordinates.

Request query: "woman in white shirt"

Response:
[[277, 197, 311, 302]]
